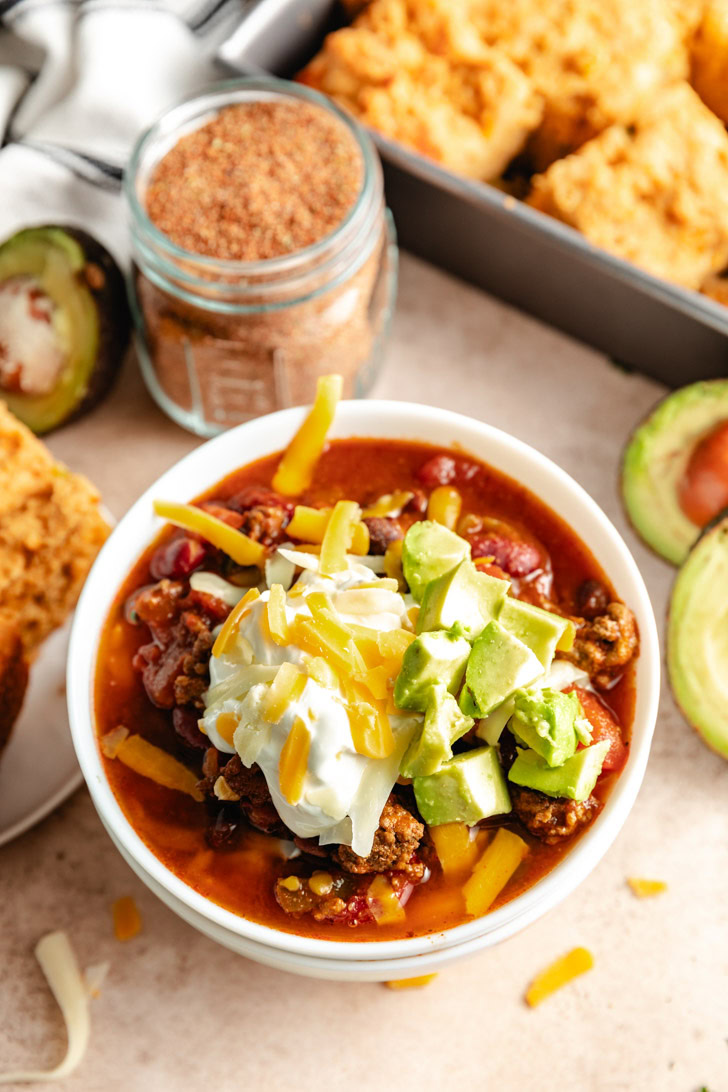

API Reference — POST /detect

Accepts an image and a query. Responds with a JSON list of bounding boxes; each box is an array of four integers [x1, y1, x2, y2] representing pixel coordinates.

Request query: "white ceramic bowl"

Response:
[[68, 401, 660, 981]]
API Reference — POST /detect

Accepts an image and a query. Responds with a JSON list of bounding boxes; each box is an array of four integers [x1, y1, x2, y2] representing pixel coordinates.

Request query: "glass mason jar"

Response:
[[124, 78, 398, 437]]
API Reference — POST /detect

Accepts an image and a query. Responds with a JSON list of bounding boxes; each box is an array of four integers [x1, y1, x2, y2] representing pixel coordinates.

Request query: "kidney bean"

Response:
[[227, 485, 295, 517], [149, 536, 208, 580], [416, 454, 479, 488], [206, 805, 243, 850], [404, 489, 428, 516], [363, 516, 404, 554], [576, 579, 610, 619], [197, 502, 244, 529], [172, 706, 208, 750], [470, 532, 541, 577]]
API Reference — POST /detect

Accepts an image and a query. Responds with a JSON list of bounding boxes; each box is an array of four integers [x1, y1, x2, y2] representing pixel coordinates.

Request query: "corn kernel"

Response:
[[427, 486, 462, 530], [279, 875, 301, 892], [309, 871, 334, 896]]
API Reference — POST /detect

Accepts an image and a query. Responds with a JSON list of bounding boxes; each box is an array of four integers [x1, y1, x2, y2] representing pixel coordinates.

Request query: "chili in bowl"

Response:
[[68, 381, 660, 980]]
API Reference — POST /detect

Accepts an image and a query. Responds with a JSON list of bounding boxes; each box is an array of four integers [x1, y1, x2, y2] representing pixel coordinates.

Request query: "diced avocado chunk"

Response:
[[508, 740, 610, 801], [413, 746, 511, 826], [509, 688, 580, 767], [400, 685, 474, 778], [402, 520, 470, 602], [459, 620, 543, 718], [417, 559, 509, 640], [498, 597, 574, 670], [394, 629, 471, 712]]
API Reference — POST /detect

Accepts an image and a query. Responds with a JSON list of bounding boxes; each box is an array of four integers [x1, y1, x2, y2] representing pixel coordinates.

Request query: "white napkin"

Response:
[[0, 0, 246, 262]]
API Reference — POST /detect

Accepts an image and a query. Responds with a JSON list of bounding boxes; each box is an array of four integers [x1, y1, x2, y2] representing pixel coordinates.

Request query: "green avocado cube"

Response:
[[459, 620, 543, 718], [508, 740, 610, 801], [400, 685, 474, 778], [417, 559, 509, 640], [509, 688, 580, 767], [498, 597, 574, 671], [402, 520, 470, 603], [394, 629, 471, 712], [413, 746, 511, 826]]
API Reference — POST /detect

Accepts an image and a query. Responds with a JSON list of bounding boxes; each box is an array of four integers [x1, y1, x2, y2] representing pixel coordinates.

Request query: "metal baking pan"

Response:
[[219, 0, 728, 386]]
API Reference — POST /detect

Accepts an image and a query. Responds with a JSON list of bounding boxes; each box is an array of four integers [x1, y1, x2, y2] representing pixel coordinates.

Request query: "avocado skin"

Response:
[[0, 225, 131, 433], [621, 379, 728, 566], [667, 511, 728, 760]]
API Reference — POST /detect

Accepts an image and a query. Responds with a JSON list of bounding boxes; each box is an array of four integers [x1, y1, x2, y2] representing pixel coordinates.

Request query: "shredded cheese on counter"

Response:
[[0, 932, 91, 1084], [525, 947, 594, 1007]]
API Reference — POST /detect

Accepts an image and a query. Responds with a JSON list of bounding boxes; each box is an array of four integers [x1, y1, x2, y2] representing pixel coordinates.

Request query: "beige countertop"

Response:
[[1, 254, 726, 1092]]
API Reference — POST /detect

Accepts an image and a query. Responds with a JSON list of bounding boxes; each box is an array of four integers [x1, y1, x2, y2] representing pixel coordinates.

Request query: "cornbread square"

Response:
[[471, 0, 689, 169], [527, 83, 728, 290], [0, 402, 109, 654], [691, 0, 728, 124], [299, 16, 542, 181]]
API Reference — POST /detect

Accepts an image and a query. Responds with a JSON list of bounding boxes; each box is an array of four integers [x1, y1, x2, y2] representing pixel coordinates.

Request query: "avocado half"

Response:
[[621, 380, 728, 565], [667, 511, 728, 759], [0, 225, 130, 433]]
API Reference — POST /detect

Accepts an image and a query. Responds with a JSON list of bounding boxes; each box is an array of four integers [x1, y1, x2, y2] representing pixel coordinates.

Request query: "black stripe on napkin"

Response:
[[19, 140, 124, 191]]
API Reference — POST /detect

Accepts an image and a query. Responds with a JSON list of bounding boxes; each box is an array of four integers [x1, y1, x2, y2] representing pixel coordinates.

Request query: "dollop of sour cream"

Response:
[[199, 550, 420, 857]]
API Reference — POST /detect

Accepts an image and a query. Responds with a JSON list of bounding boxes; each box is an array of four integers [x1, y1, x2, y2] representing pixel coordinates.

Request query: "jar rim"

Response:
[[124, 76, 381, 278]]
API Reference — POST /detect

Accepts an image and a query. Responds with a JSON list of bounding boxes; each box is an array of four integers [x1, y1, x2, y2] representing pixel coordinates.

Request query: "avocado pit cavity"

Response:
[[677, 420, 728, 527], [0, 275, 67, 396]]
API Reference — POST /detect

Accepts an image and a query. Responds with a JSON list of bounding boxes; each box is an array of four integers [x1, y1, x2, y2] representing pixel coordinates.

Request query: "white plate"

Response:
[[0, 619, 82, 846]]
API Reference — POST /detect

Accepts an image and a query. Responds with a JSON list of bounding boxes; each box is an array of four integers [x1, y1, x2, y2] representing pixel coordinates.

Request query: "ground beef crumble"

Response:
[[335, 796, 424, 877]]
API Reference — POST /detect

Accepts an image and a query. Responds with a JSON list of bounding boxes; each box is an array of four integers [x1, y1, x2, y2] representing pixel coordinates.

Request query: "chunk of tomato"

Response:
[[568, 686, 628, 774]]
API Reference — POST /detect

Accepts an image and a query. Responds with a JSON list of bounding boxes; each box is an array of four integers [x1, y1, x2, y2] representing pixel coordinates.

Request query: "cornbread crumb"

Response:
[[691, 0, 728, 125], [0, 402, 109, 654], [527, 83, 728, 290]]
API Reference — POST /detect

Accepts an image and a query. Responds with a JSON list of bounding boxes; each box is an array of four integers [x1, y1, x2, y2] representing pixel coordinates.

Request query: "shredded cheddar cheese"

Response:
[[153, 500, 265, 566], [383, 538, 405, 590], [287, 505, 369, 554], [272, 374, 343, 495], [347, 688, 396, 758], [115, 734, 204, 802], [303, 654, 340, 691], [216, 712, 239, 747], [525, 947, 594, 1007], [385, 975, 438, 990], [362, 491, 414, 518], [266, 583, 290, 645], [319, 499, 362, 576], [279, 716, 311, 804], [427, 485, 462, 530], [0, 932, 91, 1085], [463, 828, 528, 917], [627, 877, 668, 898], [430, 823, 482, 875], [263, 663, 307, 724], [112, 896, 142, 942], [212, 587, 260, 658]]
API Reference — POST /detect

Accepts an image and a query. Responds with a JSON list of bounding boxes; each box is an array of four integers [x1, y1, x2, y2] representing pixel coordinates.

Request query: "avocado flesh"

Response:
[[510, 688, 581, 767], [413, 746, 511, 826], [402, 521, 470, 602], [393, 629, 471, 712], [0, 226, 129, 433], [417, 559, 509, 640], [459, 620, 543, 717], [622, 379, 728, 565], [508, 741, 609, 801], [667, 513, 728, 759], [400, 685, 473, 778]]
